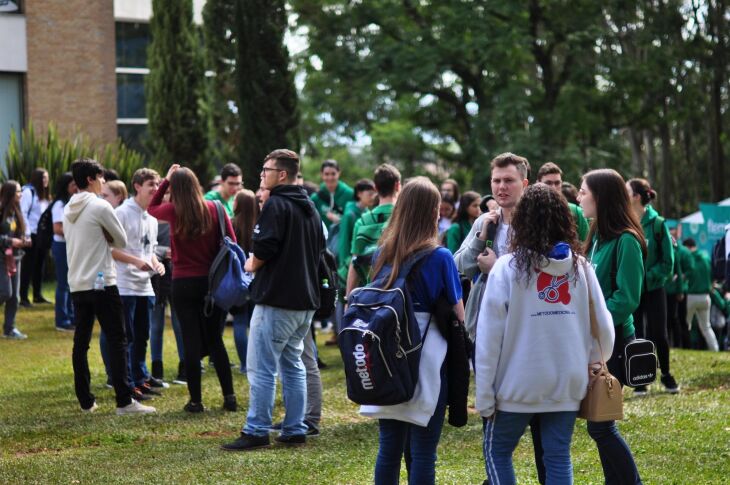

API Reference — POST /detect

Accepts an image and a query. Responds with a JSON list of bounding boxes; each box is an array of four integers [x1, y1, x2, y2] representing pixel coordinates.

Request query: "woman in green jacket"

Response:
[[579, 169, 646, 485], [627, 178, 678, 394], [444, 191, 480, 254]]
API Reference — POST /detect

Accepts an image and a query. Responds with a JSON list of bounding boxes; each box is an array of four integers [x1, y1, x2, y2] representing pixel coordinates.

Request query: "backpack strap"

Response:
[[23, 185, 36, 220], [213, 201, 226, 242]]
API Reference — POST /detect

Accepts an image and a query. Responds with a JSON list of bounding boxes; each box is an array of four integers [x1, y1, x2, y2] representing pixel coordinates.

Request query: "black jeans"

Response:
[[587, 332, 643, 485], [171, 276, 233, 403], [633, 287, 671, 375], [72, 286, 132, 409], [666, 293, 691, 348], [20, 233, 47, 301]]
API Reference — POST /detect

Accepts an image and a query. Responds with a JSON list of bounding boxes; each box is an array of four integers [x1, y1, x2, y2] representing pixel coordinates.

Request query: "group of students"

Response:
[[3, 148, 728, 482], [306, 153, 727, 485]]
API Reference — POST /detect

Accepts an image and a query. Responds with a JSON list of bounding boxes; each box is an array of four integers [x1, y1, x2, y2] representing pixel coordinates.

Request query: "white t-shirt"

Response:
[[494, 220, 511, 257], [20, 186, 49, 236], [51, 200, 65, 242]]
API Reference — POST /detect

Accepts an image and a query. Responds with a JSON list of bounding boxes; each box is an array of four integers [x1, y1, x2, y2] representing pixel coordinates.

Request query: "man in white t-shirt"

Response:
[[111, 168, 166, 396]]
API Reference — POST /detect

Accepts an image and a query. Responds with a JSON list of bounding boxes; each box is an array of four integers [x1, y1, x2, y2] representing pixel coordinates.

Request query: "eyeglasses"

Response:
[[261, 167, 284, 174]]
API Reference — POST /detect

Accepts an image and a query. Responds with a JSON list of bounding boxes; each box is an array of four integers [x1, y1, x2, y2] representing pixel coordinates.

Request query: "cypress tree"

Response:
[[146, 0, 209, 180], [233, 0, 299, 188], [202, 0, 238, 170]]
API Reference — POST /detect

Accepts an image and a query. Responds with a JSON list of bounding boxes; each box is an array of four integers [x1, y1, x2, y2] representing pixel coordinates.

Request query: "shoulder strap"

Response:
[[485, 221, 497, 249], [213, 201, 226, 241], [393, 248, 435, 285], [585, 263, 607, 366]]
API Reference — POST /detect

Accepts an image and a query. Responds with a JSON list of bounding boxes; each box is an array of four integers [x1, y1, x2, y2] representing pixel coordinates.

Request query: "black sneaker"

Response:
[[146, 376, 170, 389], [305, 420, 320, 437], [661, 374, 680, 394], [172, 362, 187, 385], [33, 296, 52, 304], [220, 433, 271, 451], [184, 401, 205, 413], [275, 434, 306, 446], [270, 421, 282, 431], [317, 358, 328, 369], [19, 300, 32, 308], [132, 389, 152, 402], [633, 385, 648, 396], [136, 383, 162, 396], [55, 324, 75, 333], [223, 394, 237, 412]]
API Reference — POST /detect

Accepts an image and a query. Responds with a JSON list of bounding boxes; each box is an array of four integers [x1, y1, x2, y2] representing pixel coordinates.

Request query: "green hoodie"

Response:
[[311, 181, 355, 230], [686, 250, 712, 294], [337, 200, 365, 274], [445, 220, 472, 254], [569, 202, 590, 242], [665, 242, 694, 295], [588, 232, 644, 338], [640, 205, 675, 291]]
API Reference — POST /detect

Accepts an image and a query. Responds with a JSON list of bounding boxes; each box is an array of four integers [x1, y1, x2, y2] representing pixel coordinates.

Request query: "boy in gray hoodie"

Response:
[[64, 158, 155, 415]]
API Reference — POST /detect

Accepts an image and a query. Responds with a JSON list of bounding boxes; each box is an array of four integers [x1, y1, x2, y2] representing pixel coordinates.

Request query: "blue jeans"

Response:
[[51, 241, 74, 327], [121, 295, 155, 386], [483, 411, 577, 485], [150, 299, 184, 363], [374, 372, 448, 485], [242, 304, 314, 437], [232, 302, 254, 372]]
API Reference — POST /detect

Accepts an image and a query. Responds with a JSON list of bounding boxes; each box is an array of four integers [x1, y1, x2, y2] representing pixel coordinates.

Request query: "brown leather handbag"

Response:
[[578, 276, 624, 422]]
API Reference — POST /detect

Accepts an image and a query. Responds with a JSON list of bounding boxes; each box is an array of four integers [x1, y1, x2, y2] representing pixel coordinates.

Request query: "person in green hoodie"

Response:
[[665, 226, 694, 348], [444, 191, 481, 253], [627, 178, 678, 395], [579, 168, 645, 485], [310, 160, 355, 232], [536, 162, 590, 242], [682, 238, 720, 351]]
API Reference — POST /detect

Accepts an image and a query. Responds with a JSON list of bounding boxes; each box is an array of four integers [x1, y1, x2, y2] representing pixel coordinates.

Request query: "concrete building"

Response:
[[0, 0, 205, 165]]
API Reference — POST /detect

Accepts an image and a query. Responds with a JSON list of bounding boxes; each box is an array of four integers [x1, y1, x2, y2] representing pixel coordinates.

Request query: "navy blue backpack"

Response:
[[338, 249, 433, 406], [203, 202, 251, 316]]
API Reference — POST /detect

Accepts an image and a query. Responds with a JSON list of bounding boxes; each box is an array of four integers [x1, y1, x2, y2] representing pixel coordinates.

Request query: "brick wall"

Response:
[[25, 0, 117, 145]]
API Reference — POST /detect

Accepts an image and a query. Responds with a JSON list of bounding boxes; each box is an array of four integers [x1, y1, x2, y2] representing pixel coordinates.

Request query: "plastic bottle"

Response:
[[93, 272, 105, 291], [322, 278, 329, 289]]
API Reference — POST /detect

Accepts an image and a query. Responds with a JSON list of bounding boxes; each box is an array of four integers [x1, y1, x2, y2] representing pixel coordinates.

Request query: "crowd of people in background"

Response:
[[2, 150, 729, 484]]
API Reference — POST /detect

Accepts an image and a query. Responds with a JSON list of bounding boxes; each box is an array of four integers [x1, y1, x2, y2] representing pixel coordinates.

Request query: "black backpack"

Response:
[[338, 249, 433, 406], [313, 249, 338, 321], [35, 203, 55, 250]]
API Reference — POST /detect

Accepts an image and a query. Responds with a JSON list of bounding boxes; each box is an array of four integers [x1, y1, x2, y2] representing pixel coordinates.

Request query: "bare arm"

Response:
[[244, 255, 266, 273], [53, 222, 63, 236]]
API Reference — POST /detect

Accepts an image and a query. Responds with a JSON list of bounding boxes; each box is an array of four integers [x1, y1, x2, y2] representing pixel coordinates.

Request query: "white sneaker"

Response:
[[82, 402, 98, 413], [116, 399, 156, 416]]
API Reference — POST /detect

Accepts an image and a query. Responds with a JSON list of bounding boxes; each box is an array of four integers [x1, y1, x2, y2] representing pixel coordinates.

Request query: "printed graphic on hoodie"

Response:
[[537, 272, 571, 305]]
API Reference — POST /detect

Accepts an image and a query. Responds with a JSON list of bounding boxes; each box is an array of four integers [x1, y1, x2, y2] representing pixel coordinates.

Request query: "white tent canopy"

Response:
[[680, 197, 730, 223]]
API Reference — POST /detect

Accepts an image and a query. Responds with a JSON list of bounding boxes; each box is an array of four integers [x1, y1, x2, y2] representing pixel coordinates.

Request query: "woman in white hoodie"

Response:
[[476, 184, 614, 485]]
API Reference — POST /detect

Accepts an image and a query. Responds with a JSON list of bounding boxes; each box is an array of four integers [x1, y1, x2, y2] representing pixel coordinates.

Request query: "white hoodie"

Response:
[[475, 251, 614, 417], [64, 192, 127, 292]]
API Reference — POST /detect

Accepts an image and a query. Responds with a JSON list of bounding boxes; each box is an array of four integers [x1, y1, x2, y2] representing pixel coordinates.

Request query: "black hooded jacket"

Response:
[[249, 184, 325, 310]]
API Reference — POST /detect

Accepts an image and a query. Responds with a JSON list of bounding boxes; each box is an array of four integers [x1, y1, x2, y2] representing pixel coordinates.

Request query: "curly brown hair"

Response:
[[509, 183, 582, 283]]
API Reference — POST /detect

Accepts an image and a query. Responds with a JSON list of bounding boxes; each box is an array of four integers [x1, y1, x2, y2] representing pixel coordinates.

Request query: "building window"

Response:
[[115, 21, 150, 153], [116, 22, 150, 69], [0, 73, 24, 172]]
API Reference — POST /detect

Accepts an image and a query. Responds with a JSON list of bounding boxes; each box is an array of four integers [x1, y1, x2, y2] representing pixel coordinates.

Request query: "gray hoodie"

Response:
[[64, 192, 127, 292]]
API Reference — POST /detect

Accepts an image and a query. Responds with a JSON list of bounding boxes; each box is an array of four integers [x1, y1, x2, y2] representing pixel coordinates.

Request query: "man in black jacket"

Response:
[[222, 149, 325, 452]]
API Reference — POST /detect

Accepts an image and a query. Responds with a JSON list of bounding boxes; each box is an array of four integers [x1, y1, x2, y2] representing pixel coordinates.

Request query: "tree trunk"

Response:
[[628, 128, 644, 176], [643, 129, 656, 182], [659, 98, 673, 216]]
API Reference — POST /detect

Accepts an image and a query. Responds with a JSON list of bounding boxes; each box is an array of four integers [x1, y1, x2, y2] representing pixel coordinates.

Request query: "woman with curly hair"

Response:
[[476, 183, 614, 484]]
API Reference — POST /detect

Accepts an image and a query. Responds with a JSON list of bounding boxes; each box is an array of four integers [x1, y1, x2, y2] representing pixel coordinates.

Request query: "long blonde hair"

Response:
[[371, 177, 440, 289]]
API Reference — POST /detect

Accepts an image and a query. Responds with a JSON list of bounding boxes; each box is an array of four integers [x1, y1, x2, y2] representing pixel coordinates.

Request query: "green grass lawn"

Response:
[[1, 297, 729, 484]]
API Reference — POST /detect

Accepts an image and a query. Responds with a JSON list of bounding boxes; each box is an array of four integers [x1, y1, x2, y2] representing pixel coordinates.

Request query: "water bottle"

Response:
[[93, 272, 105, 291], [322, 278, 329, 289]]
